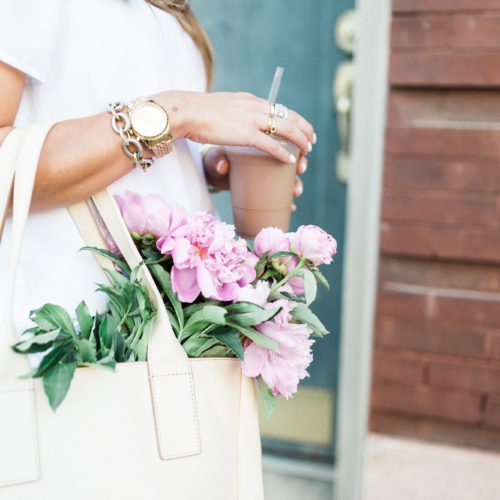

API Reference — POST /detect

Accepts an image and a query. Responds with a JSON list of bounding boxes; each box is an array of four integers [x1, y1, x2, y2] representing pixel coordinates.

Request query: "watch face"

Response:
[[130, 102, 168, 138]]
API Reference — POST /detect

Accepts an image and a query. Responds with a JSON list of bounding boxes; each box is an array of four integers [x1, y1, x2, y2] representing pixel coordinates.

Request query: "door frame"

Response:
[[333, 0, 391, 498]]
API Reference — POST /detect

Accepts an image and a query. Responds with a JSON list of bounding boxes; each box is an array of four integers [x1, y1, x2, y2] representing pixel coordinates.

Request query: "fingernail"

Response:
[[307, 141, 312, 152], [289, 154, 297, 164], [312, 133, 317, 144], [216, 159, 226, 173], [301, 158, 308, 173], [296, 184, 303, 196]]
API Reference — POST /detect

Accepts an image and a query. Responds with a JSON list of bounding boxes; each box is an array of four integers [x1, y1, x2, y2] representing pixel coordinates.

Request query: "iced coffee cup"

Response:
[[225, 137, 300, 240]]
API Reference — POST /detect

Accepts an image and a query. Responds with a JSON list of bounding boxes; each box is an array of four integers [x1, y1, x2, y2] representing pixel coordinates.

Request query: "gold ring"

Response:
[[269, 102, 276, 118], [265, 115, 277, 135]]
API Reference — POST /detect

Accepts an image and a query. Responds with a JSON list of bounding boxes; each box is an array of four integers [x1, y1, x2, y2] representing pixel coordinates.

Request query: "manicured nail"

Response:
[[289, 154, 297, 164], [300, 158, 308, 173], [312, 133, 317, 144], [216, 159, 226, 173], [307, 141, 312, 152], [296, 183, 303, 196]]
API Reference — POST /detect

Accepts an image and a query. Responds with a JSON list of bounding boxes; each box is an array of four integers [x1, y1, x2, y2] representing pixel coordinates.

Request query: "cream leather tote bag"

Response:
[[0, 123, 264, 500]]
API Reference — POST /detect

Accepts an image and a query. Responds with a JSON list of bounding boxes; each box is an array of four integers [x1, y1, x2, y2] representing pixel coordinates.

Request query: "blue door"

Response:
[[192, 0, 354, 461]]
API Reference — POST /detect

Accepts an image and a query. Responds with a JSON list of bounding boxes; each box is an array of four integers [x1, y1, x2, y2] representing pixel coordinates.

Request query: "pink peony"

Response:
[[254, 227, 290, 257], [115, 190, 186, 238], [236, 281, 271, 308], [291, 225, 337, 265], [157, 212, 249, 303], [242, 318, 314, 399]]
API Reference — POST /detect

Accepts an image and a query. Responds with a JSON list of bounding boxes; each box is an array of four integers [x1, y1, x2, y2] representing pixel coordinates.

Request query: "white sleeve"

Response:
[[0, 0, 61, 84]]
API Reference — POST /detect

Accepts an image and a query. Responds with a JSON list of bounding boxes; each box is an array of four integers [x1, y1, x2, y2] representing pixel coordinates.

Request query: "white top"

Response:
[[0, 0, 214, 335]]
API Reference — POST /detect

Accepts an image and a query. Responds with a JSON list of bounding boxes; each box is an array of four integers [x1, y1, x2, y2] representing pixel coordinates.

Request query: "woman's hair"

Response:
[[145, 0, 214, 89]]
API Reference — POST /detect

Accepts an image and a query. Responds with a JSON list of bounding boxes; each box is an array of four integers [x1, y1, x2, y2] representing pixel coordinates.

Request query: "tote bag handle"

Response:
[[0, 125, 200, 480]]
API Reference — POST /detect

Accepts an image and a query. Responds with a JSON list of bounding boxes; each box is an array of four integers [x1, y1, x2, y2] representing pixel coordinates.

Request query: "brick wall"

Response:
[[370, 0, 500, 451]]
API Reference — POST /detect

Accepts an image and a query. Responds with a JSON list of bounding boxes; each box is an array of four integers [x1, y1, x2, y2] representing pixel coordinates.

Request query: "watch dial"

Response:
[[131, 102, 168, 138]]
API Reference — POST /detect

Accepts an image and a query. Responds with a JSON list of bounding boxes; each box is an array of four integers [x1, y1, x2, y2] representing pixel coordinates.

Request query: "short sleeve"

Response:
[[0, 0, 61, 84]]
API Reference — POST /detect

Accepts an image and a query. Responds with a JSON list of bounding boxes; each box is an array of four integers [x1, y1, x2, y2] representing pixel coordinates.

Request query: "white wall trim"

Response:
[[333, 0, 392, 499]]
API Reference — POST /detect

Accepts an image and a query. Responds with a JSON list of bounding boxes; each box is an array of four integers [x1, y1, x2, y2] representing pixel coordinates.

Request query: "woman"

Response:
[[0, 0, 314, 332]]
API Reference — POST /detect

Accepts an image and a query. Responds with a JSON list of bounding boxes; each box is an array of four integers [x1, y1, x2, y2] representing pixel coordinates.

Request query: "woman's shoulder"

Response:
[[0, 0, 62, 83]]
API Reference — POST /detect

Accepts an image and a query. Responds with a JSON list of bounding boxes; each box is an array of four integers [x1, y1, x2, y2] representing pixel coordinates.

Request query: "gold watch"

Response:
[[127, 97, 172, 157]]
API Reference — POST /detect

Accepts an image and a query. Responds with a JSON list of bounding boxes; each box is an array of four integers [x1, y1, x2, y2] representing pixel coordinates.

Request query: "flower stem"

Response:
[[270, 259, 306, 292]]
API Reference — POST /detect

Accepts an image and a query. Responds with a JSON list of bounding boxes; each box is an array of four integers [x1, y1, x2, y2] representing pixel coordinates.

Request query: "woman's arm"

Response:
[[0, 62, 315, 212]]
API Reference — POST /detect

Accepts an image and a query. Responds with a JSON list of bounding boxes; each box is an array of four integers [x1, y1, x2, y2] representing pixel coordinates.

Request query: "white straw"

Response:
[[267, 66, 284, 102]]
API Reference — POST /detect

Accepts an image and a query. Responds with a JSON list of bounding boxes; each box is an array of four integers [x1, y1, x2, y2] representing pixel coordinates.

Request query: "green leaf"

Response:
[[199, 344, 231, 358], [75, 301, 93, 339], [260, 379, 277, 419], [148, 263, 183, 329], [227, 301, 267, 314], [226, 322, 278, 351], [254, 251, 269, 280], [43, 360, 77, 411], [134, 316, 155, 361], [78, 338, 97, 363], [229, 306, 281, 327], [269, 251, 298, 260], [182, 333, 219, 357], [271, 291, 305, 303], [290, 305, 329, 337], [301, 268, 317, 306], [181, 305, 227, 339], [103, 268, 130, 290], [22, 339, 75, 379], [81, 246, 130, 274], [32, 304, 77, 339], [310, 266, 330, 290], [12, 329, 61, 354], [211, 327, 244, 360]]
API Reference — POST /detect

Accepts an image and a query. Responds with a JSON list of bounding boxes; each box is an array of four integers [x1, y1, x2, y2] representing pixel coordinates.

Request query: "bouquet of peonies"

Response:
[[13, 190, 336, 416], [115, 191, 337, 416]]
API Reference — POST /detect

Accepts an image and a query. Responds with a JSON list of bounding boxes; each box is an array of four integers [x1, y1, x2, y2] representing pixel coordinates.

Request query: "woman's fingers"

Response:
[[294, 175, 304, 198], [297, 154, 307, 175]]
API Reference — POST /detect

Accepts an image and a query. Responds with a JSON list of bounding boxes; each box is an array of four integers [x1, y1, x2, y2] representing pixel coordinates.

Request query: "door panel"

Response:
[[191, 0, 354, 461]]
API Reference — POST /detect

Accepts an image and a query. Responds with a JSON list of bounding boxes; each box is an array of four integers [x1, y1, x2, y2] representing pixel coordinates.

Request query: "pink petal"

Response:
[[196, 262, 217, 299], [171, 266, 200, 303]]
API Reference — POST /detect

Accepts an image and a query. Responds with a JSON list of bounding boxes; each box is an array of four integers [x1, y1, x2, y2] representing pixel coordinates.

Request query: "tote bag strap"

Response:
[[0, 123, 56, 487], [68, 192, 200, 460]]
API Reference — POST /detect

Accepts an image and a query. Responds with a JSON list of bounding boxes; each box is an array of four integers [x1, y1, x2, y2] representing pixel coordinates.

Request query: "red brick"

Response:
[[372, 351, 424, 384], [429, 361, 500, 393], [392, 15, 500, 50], [386, 127, 500, 160], [433, 293, 500, 327], [490, 334, 500, 361], [452, 15, 500, 49], [382, 193, 498, 226], [390, 52, 500, 87], [388, 89, 500, 124], [376, 289, 428, 320], [379, 257, 500, 293], [375, 317, 487, 358], [381, 222, 500, 263], [380, 223, 435, 257], [393, 0, 500, 13], [384, 157, 500, 193], [371, 382, 482, 423], [391, 17, 449, 49], [370, 411, 500, 452], [435, 228, 500, 263], [485, 397, 500, 428]]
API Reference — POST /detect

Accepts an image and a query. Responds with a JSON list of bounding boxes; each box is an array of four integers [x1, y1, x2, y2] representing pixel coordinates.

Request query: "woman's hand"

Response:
[[157, 90, 315, 209], [154, 91, 316, 165]]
